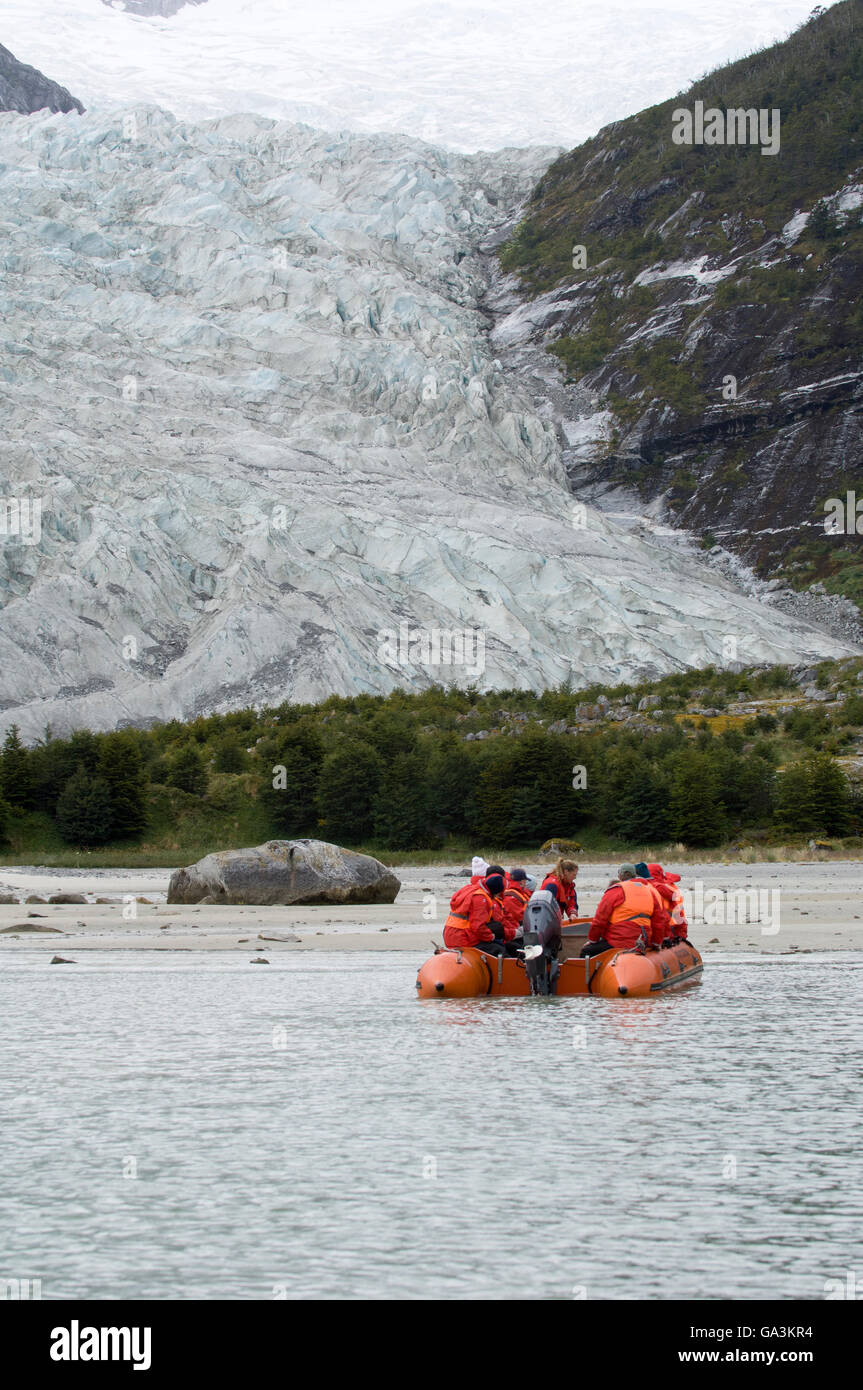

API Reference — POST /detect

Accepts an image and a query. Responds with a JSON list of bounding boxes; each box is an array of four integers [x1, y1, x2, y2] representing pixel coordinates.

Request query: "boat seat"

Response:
[[559, 925, 589, 961]]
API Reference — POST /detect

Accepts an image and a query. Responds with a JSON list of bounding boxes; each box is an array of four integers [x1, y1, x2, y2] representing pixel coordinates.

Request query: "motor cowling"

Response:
[[519, 889, 562, 995]]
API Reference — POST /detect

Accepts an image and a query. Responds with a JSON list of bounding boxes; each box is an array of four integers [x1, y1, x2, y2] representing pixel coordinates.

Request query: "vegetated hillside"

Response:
[[499, 1, 863, 606], [3, 660, 863, 864], [0, 42, 83, 115]]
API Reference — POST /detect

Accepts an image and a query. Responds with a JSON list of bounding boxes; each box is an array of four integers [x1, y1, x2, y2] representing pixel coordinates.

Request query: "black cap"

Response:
[[486, 863, 505, 876], [634, 862, 649, 878], [509, 868, 527, 881], [484, 874, 505, 895]]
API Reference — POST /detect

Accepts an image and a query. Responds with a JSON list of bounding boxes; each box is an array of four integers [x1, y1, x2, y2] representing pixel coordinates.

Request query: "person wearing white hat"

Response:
[[470, 855, 488, 882]]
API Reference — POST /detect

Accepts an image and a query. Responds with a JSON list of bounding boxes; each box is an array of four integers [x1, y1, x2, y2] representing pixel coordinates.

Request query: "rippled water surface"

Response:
[[1, 951, 861, 1300]]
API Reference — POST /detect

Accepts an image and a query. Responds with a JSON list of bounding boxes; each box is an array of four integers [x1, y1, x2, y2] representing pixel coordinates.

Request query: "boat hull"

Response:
[[415, 941, 702, 999]]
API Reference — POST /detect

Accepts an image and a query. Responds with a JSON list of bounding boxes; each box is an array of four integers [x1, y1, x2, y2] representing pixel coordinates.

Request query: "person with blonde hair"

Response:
[[541, 857, 579, 922]]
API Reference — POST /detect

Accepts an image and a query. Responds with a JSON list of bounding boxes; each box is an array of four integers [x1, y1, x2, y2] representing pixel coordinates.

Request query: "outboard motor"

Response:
[[519, 889, 562, 995]]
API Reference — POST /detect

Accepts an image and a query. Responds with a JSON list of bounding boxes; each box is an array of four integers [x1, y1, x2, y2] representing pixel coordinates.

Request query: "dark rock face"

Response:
[[168, 839, 401, 906], [500, 203, 863, 585], [102, 0, 208, 15], [496, 1, 863, 600], [0, 43, 84, 115]]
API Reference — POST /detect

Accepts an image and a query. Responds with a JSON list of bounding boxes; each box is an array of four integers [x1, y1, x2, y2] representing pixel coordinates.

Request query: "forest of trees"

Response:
[[0, 662, 860, 853]]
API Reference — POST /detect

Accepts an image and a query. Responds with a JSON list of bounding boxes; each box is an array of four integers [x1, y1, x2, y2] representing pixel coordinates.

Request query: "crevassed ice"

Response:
[[0, 108, 853, 737]]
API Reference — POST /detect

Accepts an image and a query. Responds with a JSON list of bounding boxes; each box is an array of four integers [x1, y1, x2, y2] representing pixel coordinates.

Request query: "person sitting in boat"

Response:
[[443, 872, 513, 955], [662, 867, 688, 940], [541, 858, 579, 921], [501, 868, 534, 935], [644, 862, 688, 941], [580, 864, 668, 957], [634, 861, 676, 943], [469, 855, 489, 883]]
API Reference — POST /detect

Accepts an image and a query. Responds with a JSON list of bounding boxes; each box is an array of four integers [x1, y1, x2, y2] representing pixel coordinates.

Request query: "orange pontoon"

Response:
[[415, 927, 703, 1000]]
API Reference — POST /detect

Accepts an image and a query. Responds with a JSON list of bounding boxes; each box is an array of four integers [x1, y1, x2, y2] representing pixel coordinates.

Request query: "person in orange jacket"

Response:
[[662, 868, 688, 940], [635, 861, 676, 944], [644, 862, 688, 940], [443, 873, 508, 953], [541, 858, 579, 921], [581, 864, 668, 957], [501, 868, 535, 935]]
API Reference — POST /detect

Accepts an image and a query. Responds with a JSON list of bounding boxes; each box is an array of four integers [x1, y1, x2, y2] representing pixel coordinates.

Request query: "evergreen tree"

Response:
[[806, 752, 851, 834], [616, 760, 671, 844], [56, 770, 114, 846], [1, 726, 34, 809], [30, 730, 102, 817], [213, 735, 248, 774], [506, 783, 553, 844], [425, 734, 475, 837], [316, 739, 382, 843], [373, 752, 440, 850], [31, 730, 103, 818], [67, 729, 101, 775], [773, 761, 812, 832], [711, 747, 775, 824], [598, 750, 669, 843], [362, 711, 418, 759], [262, 723, 323, 836], [473, 744, 519, 844], [0, 791, 12, 846], [668, 750, 727, 846], [97, 732, 148, 839], [775, 752, 851, 834], [167, 743, 209, 797]]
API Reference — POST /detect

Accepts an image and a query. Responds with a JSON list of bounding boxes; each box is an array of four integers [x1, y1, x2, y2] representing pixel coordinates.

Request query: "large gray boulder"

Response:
[[167, 839, 400, 907]]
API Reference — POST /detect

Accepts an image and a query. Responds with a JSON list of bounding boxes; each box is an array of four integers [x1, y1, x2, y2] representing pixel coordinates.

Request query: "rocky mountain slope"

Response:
[[102, 0, 205, 14], [0, 106, 855, 739], [102, 1, 206, 15], [498, 1, 863, 607], [0, 41, 84, 115]]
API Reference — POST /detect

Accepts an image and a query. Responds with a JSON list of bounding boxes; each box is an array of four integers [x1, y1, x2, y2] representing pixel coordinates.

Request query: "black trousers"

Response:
[[479, 940, 520, 958], [580, 937, 611, 958]]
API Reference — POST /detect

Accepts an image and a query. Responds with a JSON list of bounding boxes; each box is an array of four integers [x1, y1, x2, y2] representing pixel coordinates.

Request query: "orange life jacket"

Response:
[[670, 885, 688, 934], [609, 879, 657, 945], [444, 882, 495, 931], [501, 880, 530, 934]]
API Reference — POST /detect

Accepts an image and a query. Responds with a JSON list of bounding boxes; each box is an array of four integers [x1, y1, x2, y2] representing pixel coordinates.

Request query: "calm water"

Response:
[[1, 951, 861, 1301]]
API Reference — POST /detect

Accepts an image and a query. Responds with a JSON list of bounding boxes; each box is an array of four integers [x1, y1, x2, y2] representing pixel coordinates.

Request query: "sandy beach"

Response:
[[0, 860, 862, 955]]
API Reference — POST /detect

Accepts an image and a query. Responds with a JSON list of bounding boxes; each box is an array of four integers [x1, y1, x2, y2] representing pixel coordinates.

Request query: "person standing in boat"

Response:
[[541, 858, 579, 922], [443, 872, 512, 955], [580, 864, 667, 957]]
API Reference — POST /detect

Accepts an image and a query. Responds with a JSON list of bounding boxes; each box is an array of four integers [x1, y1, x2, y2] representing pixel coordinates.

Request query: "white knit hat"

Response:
[[471, 856, 488, 877]]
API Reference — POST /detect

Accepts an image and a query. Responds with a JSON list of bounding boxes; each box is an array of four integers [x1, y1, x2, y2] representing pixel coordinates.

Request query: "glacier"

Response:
[[3, 0, 819, 152], [0, 105, 855, 739]]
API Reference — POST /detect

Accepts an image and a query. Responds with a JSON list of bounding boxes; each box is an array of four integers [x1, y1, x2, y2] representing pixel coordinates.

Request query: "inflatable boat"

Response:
[[415, 911, 703, 1000]]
